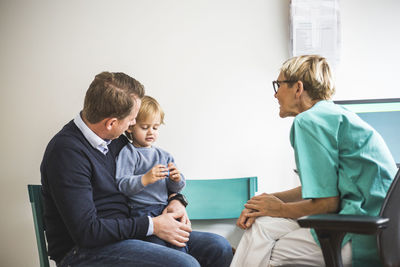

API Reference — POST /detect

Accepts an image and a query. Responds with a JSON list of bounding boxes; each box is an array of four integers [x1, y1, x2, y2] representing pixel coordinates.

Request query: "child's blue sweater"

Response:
[[116, 143, 186, 207]]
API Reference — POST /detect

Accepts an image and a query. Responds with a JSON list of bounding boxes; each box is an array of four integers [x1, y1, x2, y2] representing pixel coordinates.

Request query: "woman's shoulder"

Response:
[[295, 101, 343, 128], [292, 100, 348, 143]]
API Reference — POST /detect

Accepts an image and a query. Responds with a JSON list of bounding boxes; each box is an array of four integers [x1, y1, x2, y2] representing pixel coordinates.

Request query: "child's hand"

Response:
[[167, 162, 181, 182], [142, 164, 169, 186]]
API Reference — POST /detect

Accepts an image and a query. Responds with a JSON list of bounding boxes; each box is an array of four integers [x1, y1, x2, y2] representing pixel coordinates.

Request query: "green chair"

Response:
[[27, 184, 50, 267], [181, 177, 258, 220]]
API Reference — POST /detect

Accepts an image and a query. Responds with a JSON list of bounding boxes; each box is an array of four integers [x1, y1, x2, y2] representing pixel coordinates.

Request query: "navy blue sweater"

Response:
[[40, 120, 149, 262]]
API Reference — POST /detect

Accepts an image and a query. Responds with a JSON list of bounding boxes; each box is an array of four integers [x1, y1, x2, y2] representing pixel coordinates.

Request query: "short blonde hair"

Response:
[[136, 95, 165, 124], [280, 55, 335, 100]]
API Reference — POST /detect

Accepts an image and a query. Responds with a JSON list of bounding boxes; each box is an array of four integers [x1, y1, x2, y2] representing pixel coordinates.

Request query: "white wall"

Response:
[[0, 0, 399, 266]]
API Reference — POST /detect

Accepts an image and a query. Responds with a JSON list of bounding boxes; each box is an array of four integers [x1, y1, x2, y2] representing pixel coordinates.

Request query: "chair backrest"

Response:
[[27, 184, 50, 267], [378, 168, 400, 266], [181, 177, 258, 220]]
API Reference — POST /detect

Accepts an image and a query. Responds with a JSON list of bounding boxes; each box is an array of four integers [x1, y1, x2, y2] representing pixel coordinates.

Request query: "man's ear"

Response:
[[104, 118, 118, 130]]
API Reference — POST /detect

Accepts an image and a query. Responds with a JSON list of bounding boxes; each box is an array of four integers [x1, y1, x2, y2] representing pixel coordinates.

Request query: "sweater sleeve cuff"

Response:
[[131, 216, 151, 239]]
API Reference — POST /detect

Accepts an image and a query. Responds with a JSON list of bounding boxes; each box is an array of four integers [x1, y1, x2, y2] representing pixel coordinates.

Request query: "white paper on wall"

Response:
[[290, 0, 341, 68]]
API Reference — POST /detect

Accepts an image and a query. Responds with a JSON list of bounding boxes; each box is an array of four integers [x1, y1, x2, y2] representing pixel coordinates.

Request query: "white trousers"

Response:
[[230, 216, 352, 267]]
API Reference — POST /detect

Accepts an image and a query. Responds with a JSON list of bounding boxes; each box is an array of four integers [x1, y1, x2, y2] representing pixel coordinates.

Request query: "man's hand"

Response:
[[142, 164, 168, 186], [152, 211, 192, 247], [164, 198, 191, 226], [167, 163, 181, 182], [244, 193, 284, 218], [236, 208, 256, 229]]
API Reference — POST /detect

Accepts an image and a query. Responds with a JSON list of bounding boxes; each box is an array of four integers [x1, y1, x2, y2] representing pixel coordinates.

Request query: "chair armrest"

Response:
[[297, 214, 389, 235]]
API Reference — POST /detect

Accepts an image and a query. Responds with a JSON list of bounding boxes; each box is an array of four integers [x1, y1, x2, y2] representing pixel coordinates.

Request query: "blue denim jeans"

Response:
[[129, 203, 166, 218], [131, 203, 188, 253], [57, 231, 233, 267]]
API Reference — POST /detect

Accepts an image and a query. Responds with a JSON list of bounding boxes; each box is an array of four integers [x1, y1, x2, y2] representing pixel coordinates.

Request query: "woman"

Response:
[[231, 55, 397, 267]]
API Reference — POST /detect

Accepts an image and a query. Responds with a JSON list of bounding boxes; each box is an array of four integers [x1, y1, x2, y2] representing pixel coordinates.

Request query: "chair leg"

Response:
[[315, 230, 346, 267]]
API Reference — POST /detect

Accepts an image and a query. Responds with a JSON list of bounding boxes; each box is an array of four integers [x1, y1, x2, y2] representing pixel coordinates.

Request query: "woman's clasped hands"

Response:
[[236, 193, 284, 229]]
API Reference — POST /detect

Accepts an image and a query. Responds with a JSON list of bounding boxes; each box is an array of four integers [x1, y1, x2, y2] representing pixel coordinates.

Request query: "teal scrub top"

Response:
[[290, 100, 397, 267]]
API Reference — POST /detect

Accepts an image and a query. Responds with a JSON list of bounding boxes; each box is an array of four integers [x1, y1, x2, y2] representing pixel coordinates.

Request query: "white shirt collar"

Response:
[[73, 113, 111, 155]]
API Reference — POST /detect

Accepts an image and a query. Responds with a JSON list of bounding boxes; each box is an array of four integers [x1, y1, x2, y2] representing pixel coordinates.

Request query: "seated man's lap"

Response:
[[58, 239, 199, 267], [130, 203, 165, 217], [131, 204, 189, 253], [59, 231, 232, 267], [145, 234, 188, 253]]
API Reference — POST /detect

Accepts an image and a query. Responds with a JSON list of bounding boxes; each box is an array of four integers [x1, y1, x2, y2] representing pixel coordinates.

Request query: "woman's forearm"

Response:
[[272, 186, 303, 203], [280, 196, 340, 219], [245, 192, 340, 220]]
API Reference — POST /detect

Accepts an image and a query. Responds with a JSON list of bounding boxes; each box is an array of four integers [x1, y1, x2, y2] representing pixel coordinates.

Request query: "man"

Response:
[[41, 72, 233, 266]]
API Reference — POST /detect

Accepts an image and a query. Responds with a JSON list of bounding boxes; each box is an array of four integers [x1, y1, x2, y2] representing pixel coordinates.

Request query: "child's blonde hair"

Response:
[[136, 95, 165, 124]]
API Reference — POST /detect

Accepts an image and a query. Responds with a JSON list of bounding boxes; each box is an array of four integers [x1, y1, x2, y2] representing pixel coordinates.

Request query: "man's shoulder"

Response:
[[41, 120, 91, 172], [47, 120, 85, 150]]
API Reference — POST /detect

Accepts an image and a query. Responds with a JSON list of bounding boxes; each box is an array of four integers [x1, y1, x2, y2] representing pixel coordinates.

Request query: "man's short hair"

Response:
[[82, 72, 145, 124]]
